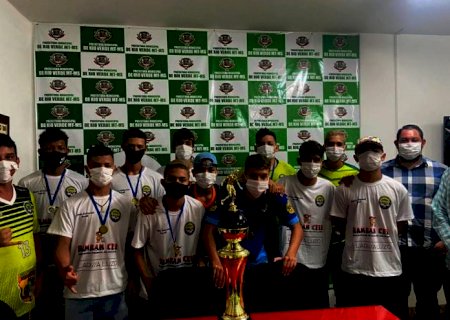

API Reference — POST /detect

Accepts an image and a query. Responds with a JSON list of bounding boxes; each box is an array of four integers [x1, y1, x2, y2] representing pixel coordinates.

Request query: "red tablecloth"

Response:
[[174, 305, 399, 320]]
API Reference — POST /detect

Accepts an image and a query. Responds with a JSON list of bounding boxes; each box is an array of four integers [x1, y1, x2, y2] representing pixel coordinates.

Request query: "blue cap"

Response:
[[194, 152, 218, 167]]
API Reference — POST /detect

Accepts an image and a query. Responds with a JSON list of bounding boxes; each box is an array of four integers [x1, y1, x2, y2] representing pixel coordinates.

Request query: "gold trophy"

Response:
[[218, 172, 250, 320]]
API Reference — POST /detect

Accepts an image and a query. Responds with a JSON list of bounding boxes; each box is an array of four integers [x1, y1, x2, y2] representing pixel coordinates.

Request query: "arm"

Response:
[[54, 235, 78, 293], [133, 247, 156, 298], [397, 221, 408, 240], [201, 223, 225, 288], [432, 169, 450, 249], [281, 222, 302, 276]]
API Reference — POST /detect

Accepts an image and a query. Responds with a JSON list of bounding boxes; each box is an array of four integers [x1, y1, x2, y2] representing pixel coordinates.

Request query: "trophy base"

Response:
[[220, 314, 250, 320]]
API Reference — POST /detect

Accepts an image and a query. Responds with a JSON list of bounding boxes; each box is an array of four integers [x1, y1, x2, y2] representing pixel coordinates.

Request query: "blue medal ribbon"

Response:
[[125, 167, 143, 203], [44, 169, 66, 207], [88, 189, 112, 227]]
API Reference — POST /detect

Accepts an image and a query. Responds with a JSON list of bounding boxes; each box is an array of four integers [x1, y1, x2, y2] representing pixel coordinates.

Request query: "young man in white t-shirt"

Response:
[[47, 144, 132, 320], [132, 160, 206, 318], [279, 140, 334, 309], [330, 136, 413, 320]]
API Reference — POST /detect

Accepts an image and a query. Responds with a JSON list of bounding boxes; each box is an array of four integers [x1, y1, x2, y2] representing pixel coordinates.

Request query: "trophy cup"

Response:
[[217, 172, 250, 320]]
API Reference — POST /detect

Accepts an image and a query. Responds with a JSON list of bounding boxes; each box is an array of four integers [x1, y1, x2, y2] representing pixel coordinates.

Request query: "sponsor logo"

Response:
[[259, 82, 273, 95], [258, 34, 272, 48], [259, 107, 273, 118], [139, 81, 154, 94], [137, 31, 152, 43], [297, 59, 310, 70], [94, 55, 110, 68], [179, 32, 195, 46], [221, 154, 237, 165], [48, 28, 65, 40], [218, 34, 232, 46], [334, 60, 347, 72], [220, 106, 236, 119], [297, 130, 311, 141], [379, 196, 392, 209], [315, 195, 325, 207], [180, 106, 195, 119], [49, 53, 68, 67], [298, 106, 311, 117], [49, 79, 66, 92], [139, 106, 157, 119], [96, 106, 112, 119], [184, 221, 195, 235], [219, 58, 235, 71], [334, 106, 347, 118], [180, 82, 196, 95], [219, 82, 233, 94], [94, 29, 112, 43], [51, 105, 70, 119], [95, 80, 113, 94], [220, 131, 235, 142], [97, 131, 115, 145], [65, 186, 78, 197], [296, 36, 309, 47], [334, 83, 347, 95], [145, 131, 155, 142], [333, 36, 347, 49], [138, 56, 155, 70], [179, 57, 194, 70], [110, 209, 121, 222], [258, 59, 272, 71]]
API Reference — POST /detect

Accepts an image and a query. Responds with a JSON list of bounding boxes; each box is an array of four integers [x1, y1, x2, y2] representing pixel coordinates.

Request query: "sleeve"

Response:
[[131, 211, 151, 249], [46, 199, 74, 238], [432, 168, 450, 248], [396, 183, 414, 222], [29, 191, 40, 234], [329, 185, 349, 218], [276, 193, 299, 226]]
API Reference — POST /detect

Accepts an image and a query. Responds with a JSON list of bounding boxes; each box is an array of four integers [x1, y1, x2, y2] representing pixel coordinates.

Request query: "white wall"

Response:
[[0, 1, 34, 181]]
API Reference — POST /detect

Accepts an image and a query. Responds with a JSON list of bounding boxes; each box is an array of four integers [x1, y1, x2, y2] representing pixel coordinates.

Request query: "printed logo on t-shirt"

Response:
[[184, 221, 195, 235], [141, 185, 152, 196], [303, 214, 311, 224], [109, 208, 121, 222], [65, 186, 78, 197], [369, 216, 376, 227], [315, 195, 325, 207], [286, 201, 295, 214], [378, 196, 392, 209], [24, 201, 34, 215]]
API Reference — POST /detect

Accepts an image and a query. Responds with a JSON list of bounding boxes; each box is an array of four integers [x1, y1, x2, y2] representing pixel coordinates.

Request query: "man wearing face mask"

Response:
[[330, 136, 413, 320], [203, 154, 302, 313], [18, 128, 88, 319], [132, 160, 206, 318], [278, 140, 334, 310], [47, 144, 132, 320], [189, 152, 220, 211], [381, 124, 448, 320], [157, 128, 196, 181], [0, 134, 41, 319]]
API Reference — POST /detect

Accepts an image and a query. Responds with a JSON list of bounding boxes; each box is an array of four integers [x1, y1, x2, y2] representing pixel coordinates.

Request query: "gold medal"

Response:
[[99, 225, 108, 234], [47, 205, 57, 215], [173, 242, 181, 257], [132, 197, 139, 206]]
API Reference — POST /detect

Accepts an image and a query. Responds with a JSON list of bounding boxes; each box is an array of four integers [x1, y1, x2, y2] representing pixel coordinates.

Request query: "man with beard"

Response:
[[18, 128, 88, 319]]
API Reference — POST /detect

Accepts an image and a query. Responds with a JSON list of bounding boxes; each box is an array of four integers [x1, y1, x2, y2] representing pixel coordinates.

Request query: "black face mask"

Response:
[[41, 151, 67, 168], [164, 182, 189, 199], [124, 149, 145, 165]]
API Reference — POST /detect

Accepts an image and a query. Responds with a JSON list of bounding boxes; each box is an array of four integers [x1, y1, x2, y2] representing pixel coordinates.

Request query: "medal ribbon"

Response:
[[164, 202, 185, 246], [88, 189, 112, 227], [44, 169, 66, 207], [125, 167, 143, 201]]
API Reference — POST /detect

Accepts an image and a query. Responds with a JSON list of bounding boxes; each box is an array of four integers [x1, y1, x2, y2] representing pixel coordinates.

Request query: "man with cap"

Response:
[[330, 136, 413, 320], [189, 152, 220, 212], [381, 124, 447, 320]]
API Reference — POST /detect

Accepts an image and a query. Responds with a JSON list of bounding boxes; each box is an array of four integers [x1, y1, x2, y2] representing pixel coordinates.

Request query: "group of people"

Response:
[[1, 124, 450, 320]]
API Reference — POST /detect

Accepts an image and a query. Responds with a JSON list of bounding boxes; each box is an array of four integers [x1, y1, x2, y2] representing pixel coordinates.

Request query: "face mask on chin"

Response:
[[357, 151, 383, 171], [194, 172, 217, 189], [124, 148, 146, 165], [175, 145, 193, 160], [325, 146, 345, 162], [0, 160, 18, 184], [89, 167, 114, 187], [245, 178, 269, 198], [398, 142, 422, 161], [256, 144, 275, 159], [300, 162, 322, 179]]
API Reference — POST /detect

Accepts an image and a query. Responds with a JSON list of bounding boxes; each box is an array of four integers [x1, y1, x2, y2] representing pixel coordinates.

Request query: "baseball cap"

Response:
[[194, 152, 218, 167], [355, 136, 383, 154]]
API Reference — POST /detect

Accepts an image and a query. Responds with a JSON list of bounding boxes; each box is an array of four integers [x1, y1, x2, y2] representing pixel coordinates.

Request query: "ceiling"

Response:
[[7, 0, 450, 36]]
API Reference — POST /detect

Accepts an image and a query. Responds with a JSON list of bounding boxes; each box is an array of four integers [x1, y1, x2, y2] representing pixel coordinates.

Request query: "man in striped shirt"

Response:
[[382, 124, 447, 320]]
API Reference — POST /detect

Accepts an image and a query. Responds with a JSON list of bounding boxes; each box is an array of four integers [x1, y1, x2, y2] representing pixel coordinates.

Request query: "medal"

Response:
[[47, 205, 58, 215], [173, 242, 181, 257], [132, 197, 139, 205], [99, 225, 108, 234], [126, 168, 143, 207]]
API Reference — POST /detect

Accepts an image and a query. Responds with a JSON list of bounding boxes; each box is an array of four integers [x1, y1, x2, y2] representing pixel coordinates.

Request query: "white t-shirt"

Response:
[[279, 175, 334, 269], [330, 175, 413, 277], [114, 151, 161, 172], [47, 189, 132, 299], [18, 169, 88, 232], [132, 195, 205, 275]]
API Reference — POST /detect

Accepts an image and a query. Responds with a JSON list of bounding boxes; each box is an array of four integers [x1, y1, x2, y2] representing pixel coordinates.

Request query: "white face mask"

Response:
[[0, 160, 18, 184], [175, 144, 193, 160], [245, 178, 269, 198], [89, 167, 114, 187], [358, 151, 383, 171], [195, 172, 217, 189], [300, 162, 322, 179], [398, 142, 422, 160], [256, 144, 275, 159], [325, 146, 345, 162]]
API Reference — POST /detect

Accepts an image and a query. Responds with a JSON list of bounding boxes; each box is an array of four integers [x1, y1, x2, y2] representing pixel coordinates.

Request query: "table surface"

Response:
[[173, 305, 399, 320]]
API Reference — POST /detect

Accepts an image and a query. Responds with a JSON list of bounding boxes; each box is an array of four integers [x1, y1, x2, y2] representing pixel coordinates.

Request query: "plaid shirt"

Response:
[[432, 168, 450, 268], [381, 156, 447, 248]]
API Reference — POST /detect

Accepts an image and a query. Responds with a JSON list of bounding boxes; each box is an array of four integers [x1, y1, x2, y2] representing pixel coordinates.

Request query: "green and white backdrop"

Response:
[[34, 23, 360, 176]]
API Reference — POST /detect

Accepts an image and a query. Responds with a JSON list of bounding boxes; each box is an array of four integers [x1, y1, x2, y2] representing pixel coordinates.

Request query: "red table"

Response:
[[174, 305, 399, 320]]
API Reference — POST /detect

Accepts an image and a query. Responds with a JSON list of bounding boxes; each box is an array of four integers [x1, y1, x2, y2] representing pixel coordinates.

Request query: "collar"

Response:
[[394, 155, 428, 169]]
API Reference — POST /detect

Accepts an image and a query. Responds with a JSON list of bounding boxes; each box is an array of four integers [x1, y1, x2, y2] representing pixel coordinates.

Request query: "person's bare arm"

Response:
[[54, 235, 79, 293], [202, 223, 225, 288]]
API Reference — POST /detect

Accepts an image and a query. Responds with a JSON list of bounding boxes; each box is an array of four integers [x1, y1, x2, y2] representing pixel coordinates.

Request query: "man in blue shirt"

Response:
[[381, 124, 447, 320]]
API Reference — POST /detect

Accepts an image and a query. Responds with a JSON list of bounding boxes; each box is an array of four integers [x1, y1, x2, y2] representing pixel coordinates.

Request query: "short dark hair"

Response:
[[396, 124, 424, 141], [244, 154, 271, 173], [122, 128, 147, 145], [172, 128, 195, 151], [38, 128, 68, 148], [299, 140, 325, 160], [0, 134, 17, 155], [164, 159, 189, 178], [87, 144, 114, 161], [255, 128, 276, 144]]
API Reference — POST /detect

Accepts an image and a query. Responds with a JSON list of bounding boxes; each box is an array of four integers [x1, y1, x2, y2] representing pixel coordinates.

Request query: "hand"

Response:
[[139, 196, 158, 215], [434, 241, 448, 255], [274, 255, 297, 276], [268, 180, 285, 194], [212, 260, 226, 288], [339, 175, 355, 187], [0, 227, 22, 247], [63, 265, 79, 293]]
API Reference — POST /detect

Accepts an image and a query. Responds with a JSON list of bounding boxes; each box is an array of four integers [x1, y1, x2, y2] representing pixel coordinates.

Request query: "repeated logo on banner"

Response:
[[34, 24, 360, 176]]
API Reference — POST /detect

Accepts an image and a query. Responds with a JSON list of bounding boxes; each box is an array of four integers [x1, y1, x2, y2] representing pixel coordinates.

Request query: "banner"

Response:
[[34, 24, 360, 176]]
